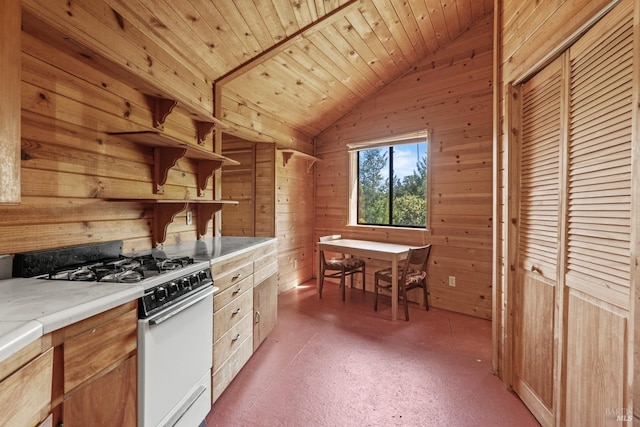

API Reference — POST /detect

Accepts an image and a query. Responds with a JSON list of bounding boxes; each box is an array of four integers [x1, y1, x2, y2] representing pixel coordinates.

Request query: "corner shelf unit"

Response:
[[111, 131, 240, 196]]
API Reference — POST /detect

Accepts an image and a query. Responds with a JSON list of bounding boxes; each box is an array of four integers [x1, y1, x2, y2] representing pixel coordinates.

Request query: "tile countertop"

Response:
[[0, 236, 275, 364], [145, 236, 276, 263], [0, 276, 143, 363]]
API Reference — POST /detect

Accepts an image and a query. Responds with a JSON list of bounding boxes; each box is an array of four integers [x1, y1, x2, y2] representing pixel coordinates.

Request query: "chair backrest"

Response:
[[403, 244, 432, 275], [319, 235, 342, 264]]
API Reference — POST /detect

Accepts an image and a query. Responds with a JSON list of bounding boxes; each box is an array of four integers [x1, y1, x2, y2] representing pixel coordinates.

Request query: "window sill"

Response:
[[346, 224, 432, 236]]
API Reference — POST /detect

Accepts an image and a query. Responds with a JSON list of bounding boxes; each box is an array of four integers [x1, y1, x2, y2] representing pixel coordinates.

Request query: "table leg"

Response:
[[317, 245, 321, 298], [391, 256, 398, 321]]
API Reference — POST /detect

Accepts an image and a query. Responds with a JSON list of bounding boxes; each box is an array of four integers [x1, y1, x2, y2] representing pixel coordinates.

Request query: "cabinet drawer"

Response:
[[0, 347, 53, 427], [253, 249, 277, 272], [214, 275, 252, 312], [63, 309, 137, 393], [213, 289, 253, 342], [213, 263, 253, 293], [254, 260, 277, 286], [212, 334, 253, 403], [213, 311, 253, 371], [211, 256, 253, 280]]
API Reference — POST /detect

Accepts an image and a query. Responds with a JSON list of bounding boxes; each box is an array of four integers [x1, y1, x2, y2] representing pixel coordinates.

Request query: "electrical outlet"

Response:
[[448, 276, 456, 287], [293, 259, 298, 269], [186, 211, 193, 225]]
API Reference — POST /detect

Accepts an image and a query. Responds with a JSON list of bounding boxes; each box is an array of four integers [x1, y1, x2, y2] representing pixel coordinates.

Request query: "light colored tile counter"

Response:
[[148, 236, 277, 263], [0, 320, 42, 363], [0, 277, 143, 362]]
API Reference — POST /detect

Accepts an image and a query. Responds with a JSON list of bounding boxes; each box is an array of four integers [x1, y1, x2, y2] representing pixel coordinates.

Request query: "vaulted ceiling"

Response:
[[21, 0, 493, 147]]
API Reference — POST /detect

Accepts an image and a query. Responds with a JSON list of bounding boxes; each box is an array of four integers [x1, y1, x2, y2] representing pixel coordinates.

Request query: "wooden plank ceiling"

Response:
[[21, 0, 493, 146]]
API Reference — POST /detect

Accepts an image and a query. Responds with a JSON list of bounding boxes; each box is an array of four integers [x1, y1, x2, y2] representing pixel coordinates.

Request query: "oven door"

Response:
[[138, 285, 214, 427]]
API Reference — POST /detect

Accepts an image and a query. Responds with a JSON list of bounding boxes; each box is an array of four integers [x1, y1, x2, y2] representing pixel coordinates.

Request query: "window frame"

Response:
[[347, 131, 431, 230]]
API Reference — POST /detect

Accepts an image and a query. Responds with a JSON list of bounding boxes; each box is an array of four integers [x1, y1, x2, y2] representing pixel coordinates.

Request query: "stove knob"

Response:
[[183, 277, 193, 290], [190, 275, 199, 287], [168, 282, 179, 295], [155, 286, 168, 302]]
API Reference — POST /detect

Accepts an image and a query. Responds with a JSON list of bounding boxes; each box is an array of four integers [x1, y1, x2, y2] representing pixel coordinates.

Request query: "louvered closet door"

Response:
[[514, 56, 562, 426], [563, 1, 633, 424]]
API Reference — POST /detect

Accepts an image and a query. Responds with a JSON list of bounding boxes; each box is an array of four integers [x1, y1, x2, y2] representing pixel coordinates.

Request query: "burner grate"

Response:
[[43, 255, 195, 283]]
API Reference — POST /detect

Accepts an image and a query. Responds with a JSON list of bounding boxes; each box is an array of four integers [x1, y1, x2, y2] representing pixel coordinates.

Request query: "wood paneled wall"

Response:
[[0, 31, 220, 255], [222, 137, 314, 295], [276, 151, 315, 293], [315, 15, 494, 319]]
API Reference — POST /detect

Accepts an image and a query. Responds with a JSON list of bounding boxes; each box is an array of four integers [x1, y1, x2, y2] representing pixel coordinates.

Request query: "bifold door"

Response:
[[511, 0, 634, 424]]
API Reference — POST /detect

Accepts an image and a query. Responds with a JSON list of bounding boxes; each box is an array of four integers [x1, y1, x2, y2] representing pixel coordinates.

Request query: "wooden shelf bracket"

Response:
[[151, 97, 178, 130], [154, 147, 186, 194], [195, 121, 215, 146], [197, 202, 226, 238], [278, 149, 320, 172], [153, 201, 188, 246], [197, 160, 223, 197]]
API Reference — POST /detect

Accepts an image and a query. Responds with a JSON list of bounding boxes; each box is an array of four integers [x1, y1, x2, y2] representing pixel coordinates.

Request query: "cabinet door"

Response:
[[0, 0, 21, 204], [253, 273, 277, 351], [0, 348, 53, 427], [63, 354, 137, 427]]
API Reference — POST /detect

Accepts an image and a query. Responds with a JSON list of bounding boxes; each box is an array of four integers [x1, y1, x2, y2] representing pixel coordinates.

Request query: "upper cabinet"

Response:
[[0, 0, 21, 204]]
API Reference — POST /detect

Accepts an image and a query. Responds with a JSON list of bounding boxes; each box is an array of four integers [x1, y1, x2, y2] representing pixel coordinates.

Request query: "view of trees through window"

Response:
[[357, 142, 427, 227]]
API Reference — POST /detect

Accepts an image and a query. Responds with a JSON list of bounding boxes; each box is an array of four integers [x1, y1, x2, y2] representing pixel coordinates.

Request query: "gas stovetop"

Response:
[[45, 254, 196, 283], [11, 241, 214, 318]]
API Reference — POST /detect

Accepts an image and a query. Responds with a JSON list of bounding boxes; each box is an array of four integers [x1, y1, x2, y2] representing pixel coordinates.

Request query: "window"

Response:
[[349, 132, 428, 228]]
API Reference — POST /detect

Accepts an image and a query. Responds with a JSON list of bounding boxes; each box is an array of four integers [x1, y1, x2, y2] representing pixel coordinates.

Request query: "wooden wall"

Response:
[[222, 138, 258, 237], [315, 15, 494, 319], [496, 0, 638, 424], [221, 138, 312, 294], [0, 29, 221, 256], [276, 151, 315, 293]]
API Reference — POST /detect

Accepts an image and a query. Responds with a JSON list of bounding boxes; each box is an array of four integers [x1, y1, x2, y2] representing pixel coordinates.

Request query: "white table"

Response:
[[317, 239, 413, 321]]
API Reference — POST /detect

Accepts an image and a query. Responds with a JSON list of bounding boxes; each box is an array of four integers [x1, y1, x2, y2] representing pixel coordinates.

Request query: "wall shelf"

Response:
[[111, 131, 240, 196], [147, 96, 229, 145], [278, 149, 320, 172], [113, 199, 238, 246]]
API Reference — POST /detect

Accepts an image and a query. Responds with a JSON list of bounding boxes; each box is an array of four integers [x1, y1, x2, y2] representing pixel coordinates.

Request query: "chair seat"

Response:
[[376, 267, 426, 285], [325, 257, 365, 270]]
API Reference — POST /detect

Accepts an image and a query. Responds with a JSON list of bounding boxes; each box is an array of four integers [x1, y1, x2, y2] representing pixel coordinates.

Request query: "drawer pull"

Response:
[[255, 311, 261, 324], [232, 288, 242, 295], [232, 273, 242, 280], [232, 333, 241, 342], [232, 308, 241, 316]]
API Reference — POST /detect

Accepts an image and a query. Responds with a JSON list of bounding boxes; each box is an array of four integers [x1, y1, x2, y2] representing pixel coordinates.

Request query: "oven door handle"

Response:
[[148, 286, 214, 326]]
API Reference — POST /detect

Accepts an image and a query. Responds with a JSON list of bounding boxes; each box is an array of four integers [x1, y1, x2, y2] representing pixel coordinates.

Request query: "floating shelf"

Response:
[[113, 199, 239, 247], [111, 131, 240, 196], [278, 148, 320, 172]]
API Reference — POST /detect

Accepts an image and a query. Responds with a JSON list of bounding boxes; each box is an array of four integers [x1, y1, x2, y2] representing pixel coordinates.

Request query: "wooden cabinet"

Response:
[[0, 338, 53, 427], [62, 355, 136, 426], [0, 302, 137, 427], [210, 240, 278, 402], [55, 301, 138, 426], [253, 247, 278, 351], [211, 256, 254, 403], [0, 0, 21, 204]]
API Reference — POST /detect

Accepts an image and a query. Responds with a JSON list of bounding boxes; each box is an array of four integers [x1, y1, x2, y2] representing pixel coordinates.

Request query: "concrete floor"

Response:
[[206, 280, 540, 427]]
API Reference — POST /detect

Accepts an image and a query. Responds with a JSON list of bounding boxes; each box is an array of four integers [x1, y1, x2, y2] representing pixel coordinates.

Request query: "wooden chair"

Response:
[[318, 235, 366, 301], [374, 244, 432, 320]]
